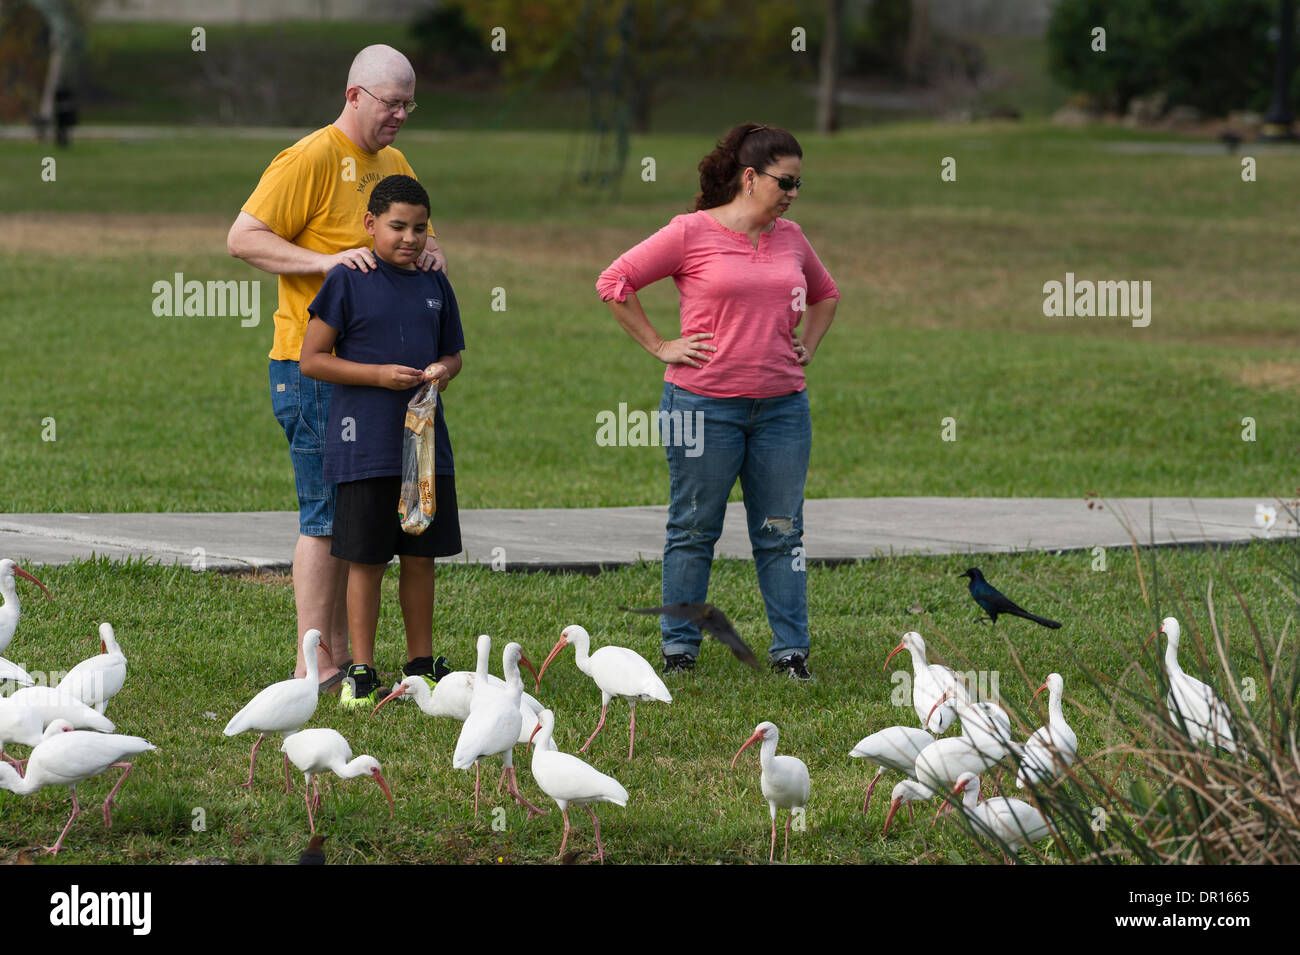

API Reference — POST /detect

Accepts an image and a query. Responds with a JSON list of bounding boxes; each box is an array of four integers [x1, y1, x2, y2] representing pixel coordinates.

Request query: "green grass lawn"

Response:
[[0, 122, 1296, 512], [0, 542, 1289, 864]]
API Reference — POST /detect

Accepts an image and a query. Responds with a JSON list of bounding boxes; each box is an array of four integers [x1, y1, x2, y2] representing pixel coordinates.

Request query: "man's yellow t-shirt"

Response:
[[242, 124, 428, 361]]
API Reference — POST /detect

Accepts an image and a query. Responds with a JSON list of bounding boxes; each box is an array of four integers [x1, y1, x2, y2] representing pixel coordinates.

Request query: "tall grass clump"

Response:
[[992, 507, 1300, 865]]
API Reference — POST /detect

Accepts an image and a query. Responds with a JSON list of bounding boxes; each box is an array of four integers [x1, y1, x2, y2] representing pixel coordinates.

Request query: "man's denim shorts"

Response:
[[269, 359, 334, 536]]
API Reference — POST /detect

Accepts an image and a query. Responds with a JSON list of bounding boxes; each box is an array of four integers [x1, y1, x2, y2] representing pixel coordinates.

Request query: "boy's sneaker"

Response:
[[662, 653, 696, 675], [340, 664, 387, 709], [772, 653, 812, 681], [402, 655, 454, 693]]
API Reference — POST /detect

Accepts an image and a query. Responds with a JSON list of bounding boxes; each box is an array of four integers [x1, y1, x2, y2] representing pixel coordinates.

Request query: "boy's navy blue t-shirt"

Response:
[[308, 258, 465, 484]]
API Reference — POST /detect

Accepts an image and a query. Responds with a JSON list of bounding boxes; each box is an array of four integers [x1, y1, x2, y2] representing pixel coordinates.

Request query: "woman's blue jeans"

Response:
[[658, 383, 811, 661]]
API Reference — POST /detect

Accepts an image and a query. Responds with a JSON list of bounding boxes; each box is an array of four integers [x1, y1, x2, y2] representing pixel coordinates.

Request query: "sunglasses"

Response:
[[758, 170, 802, 191]]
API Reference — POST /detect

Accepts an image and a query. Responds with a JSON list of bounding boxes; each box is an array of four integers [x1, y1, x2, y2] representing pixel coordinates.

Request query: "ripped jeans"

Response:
[[659, 382, 811, 662]]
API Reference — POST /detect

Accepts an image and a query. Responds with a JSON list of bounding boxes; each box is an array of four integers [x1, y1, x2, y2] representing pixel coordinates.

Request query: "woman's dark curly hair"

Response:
[[693, 122, 803, 211]]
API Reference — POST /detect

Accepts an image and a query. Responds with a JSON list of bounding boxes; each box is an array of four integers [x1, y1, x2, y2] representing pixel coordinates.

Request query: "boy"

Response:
[[300, 174, 464, 707]]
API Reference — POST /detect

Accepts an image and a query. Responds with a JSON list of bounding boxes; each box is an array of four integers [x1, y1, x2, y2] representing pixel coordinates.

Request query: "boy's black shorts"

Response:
[[331, 474, 462, 565]]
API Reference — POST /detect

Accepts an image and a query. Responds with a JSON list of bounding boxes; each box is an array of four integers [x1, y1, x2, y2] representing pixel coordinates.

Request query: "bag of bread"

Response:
[[398, 380, 438, 535]]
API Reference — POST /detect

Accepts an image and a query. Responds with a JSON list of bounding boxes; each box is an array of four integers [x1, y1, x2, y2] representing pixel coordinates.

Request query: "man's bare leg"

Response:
[[292, 534, 348, 683]]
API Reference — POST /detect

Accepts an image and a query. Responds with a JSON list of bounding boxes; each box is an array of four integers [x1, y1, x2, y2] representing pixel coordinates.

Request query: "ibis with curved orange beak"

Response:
[[883, 631, 967, 734], [732, 721, 809, 863], [280, 728, 393, 834], [536, 624, 670, 759], [0, 559, 52, 655]]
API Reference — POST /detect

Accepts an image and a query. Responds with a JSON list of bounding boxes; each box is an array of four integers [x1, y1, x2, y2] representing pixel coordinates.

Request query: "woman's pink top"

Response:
[[596, 210, 840, 399]]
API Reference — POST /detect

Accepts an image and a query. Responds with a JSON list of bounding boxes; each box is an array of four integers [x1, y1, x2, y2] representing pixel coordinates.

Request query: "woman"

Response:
[[596, 122, 839, 680]]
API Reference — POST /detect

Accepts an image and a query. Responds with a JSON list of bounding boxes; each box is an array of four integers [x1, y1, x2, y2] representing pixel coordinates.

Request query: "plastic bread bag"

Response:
[[398, 378, 438, 535]]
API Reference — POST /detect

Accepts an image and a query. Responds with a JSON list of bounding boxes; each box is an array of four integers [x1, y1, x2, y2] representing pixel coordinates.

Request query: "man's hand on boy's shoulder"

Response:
[[417, 238, 446, 274], [328, 246, 379, 274]]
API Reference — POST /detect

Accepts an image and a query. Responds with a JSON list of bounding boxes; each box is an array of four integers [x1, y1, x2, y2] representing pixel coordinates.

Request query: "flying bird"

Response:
[[960, 568, 1061, 630], [619, 602, 760, 669]]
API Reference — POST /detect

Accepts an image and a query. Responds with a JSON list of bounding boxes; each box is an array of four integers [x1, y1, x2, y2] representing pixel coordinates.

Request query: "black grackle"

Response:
[[296, 834, 328, 865], [960, 568, 1061, 629]]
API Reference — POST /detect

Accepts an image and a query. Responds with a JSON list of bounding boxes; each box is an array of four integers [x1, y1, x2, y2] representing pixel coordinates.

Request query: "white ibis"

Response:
[[537, 624, 671, 759], [914, 735, 999, 806], [375, 673, 550, 748], [0, 719, 155, 855], [529, 708, 628, 864], [0, 698, 44, 770], [1017, 672, 1078, 788], [452, 637, 545, 817], [941, 771, 1052, 857], [7, 686, 115, 732], [0, 559, 52, 655], [882, 779, 937, 837], [927, 689, 1020, 762], [56, 622, 127, 714], [848, 725, 933, 812], [223, 629, 331, 791], [0, 656, 34, 687], [280, 728, 394, 834], [1145, 616, 1237, 753], [883, 631, 968, 734], [732, 721, 810, 863]]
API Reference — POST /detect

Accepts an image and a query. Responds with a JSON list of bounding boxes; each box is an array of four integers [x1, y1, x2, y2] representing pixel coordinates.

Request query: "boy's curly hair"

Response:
[[368, 174, 431, 217]]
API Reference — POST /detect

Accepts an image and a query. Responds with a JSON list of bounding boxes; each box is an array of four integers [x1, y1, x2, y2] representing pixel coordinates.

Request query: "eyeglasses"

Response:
[[759, 170, 802, 191], [358, 86, 418, 115]]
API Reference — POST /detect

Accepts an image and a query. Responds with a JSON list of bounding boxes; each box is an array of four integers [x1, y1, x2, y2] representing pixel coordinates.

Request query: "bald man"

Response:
[[229, 45, 446, 686]]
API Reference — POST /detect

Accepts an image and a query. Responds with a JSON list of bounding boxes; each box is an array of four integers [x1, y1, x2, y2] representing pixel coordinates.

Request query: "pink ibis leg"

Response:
[[311, 777, 323, 812], [768, 813, 777, 863], [882, 801, 900, 838], [283, 752, 293, 794], [497, 765, 507, 794], [304, 776, 316, 834], [556, 807, 570, 859], [862, 767, 883, 813], [45, 787, 81, 856], [578, 706, 609, 754], [584, 804, 606, 864], [908, 805, 915, 823], [472, 762, 481, 814], [784, 814, 792, 862], [101, 762, 135, 829], [240, 733, 265, 788], [627, 701, 637, 759], [505, 766, 547, 818]]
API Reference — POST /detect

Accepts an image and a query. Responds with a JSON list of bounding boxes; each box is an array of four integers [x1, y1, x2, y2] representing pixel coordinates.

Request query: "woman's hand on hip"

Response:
[[792, 334, 813, 366], [655, 333, 716, 369]]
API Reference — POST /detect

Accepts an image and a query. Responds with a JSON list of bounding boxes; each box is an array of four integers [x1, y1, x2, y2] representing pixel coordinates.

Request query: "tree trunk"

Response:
[[816, 0, 844, 134]]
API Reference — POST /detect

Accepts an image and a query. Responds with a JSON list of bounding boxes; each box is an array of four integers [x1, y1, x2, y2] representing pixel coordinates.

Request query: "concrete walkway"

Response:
[[0, 498, 1287, 573]]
